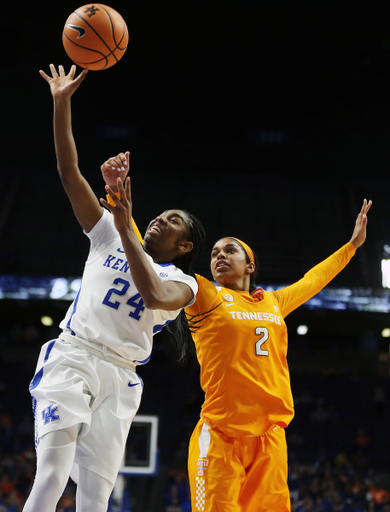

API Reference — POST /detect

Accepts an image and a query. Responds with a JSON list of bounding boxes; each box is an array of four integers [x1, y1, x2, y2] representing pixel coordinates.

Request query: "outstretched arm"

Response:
[[274, 199, 372, 317], [349, 199, 372, 249], [40, 64, 103, 233], [100, 177, 194, 310]]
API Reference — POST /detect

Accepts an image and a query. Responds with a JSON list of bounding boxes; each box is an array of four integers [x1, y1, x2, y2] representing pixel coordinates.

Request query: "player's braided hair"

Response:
[[166, 210, 206, 364], [170, 210, 206, 277]]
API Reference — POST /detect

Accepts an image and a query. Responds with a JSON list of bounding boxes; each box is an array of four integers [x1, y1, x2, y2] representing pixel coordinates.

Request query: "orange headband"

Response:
[[231, 238, 254, 263]]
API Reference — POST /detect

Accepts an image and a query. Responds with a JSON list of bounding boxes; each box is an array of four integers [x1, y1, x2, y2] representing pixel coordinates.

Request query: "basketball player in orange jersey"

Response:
[[185, 199, 372, 512]]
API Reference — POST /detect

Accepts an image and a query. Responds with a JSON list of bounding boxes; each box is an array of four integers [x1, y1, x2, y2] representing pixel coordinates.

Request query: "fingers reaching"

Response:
[[50, 63, 59, 78], [100, 152, 130, 190], [349, 199, 372, 250], [101, 177, 130, 205], [111, 152, 129, 171], [125, 175, 131, 199], [106, 182, 121, 203], [39, 69, 51, 83], [100, 177, 133, 236], [115, 177, 131, 200], [39, 64, 88, 91], [362, 199, 372, 217], [101, 152, 129, 172]]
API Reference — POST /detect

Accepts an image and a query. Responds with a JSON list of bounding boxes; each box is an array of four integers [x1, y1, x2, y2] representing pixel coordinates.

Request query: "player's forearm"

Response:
[[277, 243, 355, 316], [302, 243, 355, 290], [118, 228, 175, 309], [53, 96, 80, 185]]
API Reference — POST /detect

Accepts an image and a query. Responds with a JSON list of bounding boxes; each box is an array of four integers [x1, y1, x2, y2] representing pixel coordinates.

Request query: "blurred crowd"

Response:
[[2, 405, 390, 512], [0, 411, 76, 512], [164, 383, 390, 512], [163, 437, 390, 512], [0, 323, 389, 512]]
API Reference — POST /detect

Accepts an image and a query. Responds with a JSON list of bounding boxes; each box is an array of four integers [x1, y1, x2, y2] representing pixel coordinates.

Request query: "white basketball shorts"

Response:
[[29, 337, 143, 484]]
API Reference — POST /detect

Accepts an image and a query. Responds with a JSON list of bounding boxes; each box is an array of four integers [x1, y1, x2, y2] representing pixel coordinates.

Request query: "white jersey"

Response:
[[59, 209, 198, 366]]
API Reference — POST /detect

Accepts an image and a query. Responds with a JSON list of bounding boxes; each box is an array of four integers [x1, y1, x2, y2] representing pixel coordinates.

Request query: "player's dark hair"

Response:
[[233, 239, 259, 293], [170, 210, 206, 277], [166, 210, 206, 364]]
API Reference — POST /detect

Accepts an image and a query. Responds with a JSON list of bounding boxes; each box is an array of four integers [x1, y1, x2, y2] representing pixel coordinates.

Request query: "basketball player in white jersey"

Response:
[[22, 65, 205, 512]]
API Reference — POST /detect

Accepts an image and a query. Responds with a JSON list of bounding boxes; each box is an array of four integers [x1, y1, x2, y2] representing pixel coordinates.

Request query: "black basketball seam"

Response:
[[117, 25, 128, 50], [100, 5, 128, 51], [100, 5, 118, 58], [63, 32, 110, 68], [72, 8, 126, 63], [63, 31, 126, 57]]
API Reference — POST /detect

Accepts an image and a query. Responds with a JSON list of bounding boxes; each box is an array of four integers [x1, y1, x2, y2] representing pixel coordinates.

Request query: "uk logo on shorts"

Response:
[[42, 405, 60, 425]]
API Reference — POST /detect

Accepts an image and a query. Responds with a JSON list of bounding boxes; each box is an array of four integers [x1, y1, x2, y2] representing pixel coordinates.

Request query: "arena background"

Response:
[[1, 1, 390, 511]]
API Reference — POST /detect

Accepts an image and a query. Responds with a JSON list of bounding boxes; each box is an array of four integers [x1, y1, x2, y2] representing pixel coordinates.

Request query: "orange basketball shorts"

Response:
[[188, 419, 291, 512]]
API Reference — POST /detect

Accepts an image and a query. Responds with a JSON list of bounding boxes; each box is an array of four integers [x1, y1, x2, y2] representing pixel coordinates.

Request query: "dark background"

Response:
[[1, 2, 390, 510], [2, 0, 390, 332], [2, 0, 390, 283]]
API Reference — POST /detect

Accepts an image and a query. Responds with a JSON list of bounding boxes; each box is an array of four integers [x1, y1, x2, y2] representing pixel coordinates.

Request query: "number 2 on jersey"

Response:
[[255, 327, 269, 356]]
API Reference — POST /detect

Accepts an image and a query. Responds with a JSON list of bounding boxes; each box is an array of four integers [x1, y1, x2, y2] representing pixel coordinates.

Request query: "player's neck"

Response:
[[216, 275, 250, 292], [143, 244, 173, 265]]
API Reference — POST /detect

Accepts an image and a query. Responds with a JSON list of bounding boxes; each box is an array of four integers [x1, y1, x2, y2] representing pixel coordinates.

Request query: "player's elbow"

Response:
[[142, 282, 192, 311], [142, 291, 167, 310], [57, 162, 81, 182], [142, 296, 159, 310], [143, 293, 180, 311]]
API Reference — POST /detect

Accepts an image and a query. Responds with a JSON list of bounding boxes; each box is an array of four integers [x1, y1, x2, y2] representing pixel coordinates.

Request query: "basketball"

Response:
[[62, 4, 128, 71]]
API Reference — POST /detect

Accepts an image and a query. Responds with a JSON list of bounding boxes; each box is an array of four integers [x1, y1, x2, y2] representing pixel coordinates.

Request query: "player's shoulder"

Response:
[[150, 259, 179, 281], [154, 261, 183, 279], [152, 262, 196, 289], [194, 273, 213, 286], [184, 274, 213, 313], [193, 274, 218, 294], [86, 208, 117, 241]]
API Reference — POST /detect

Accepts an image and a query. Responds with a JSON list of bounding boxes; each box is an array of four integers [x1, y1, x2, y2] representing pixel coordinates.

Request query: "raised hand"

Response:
[[101, 152, 130, 189], [349, 199, 372, 249], [100, 177, 134, 235], [39, 64, 88, 99]]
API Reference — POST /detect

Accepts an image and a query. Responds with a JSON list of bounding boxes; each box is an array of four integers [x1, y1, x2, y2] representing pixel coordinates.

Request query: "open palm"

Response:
[[39, 64, 88, 99]]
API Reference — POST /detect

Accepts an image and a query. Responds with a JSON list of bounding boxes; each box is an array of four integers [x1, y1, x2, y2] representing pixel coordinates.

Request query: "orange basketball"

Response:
[[63, 4, 128, 70]]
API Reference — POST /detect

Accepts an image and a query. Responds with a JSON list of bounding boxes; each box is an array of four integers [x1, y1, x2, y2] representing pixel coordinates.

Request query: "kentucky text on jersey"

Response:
[[103, 253, 130, 273]]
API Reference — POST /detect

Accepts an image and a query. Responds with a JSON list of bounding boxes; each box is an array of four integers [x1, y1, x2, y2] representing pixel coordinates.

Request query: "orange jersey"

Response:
[[186, 243, 355, 437]]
